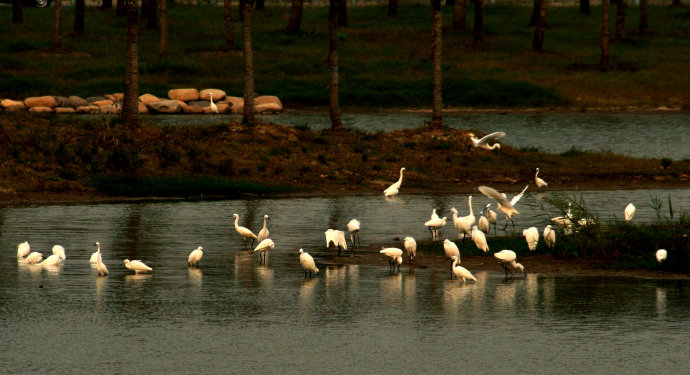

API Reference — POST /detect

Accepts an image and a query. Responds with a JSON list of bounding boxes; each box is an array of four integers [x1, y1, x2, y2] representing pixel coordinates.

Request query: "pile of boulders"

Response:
[[0, 88, 283, 115]]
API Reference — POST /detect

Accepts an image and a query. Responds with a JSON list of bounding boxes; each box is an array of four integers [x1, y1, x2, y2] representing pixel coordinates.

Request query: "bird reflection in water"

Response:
[[656, 286, 667, 317], [188, 267, 203, 287], [380, 272, 403, 304], [299, 278, 317, 309]]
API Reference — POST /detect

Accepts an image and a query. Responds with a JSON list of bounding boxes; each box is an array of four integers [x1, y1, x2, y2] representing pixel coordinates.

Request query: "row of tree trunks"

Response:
[[159, 0, 168, 57], [430, 0, 443, 127], [226, 0, 237, 48], [328, 0, 343, 130], [615, 0, 627, 39], [532, 0, 548, 51], [600, 0, 610, 67], [286, 0, 304, 33], [53, 0, 62, 49], [124, 0, 139, 128], [241, 0, 256, 124], [453, 0, 466, 30]]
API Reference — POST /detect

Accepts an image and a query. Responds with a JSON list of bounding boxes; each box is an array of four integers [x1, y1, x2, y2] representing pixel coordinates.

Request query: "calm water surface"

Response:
[[2, 190, 690, 373], [152, 112, 690, 160]]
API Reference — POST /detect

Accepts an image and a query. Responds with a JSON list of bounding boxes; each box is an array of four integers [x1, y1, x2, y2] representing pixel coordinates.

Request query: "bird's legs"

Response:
[[337, 245, 342, 257]]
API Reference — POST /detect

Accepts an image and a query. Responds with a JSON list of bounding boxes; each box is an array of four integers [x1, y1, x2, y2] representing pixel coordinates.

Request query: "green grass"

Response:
[[1, 4, 688, 108]]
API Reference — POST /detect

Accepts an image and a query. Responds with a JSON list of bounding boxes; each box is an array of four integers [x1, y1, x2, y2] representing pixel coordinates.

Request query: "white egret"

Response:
[[478, 206, 490, 234], [95, 252, 108, 276], [325, 229, 348, 256], [209, 92, 219, 114], [299, 249, 319, 278], [40, 254, 62, 267], [451, 256, 476, 282], [233, 213, 258, 249], [625, 203, 636, 222], [52, 245, 66, 260], [494, 249, 525, 278], [656, 249, 667, 264], [479, 185, 528, 230], [383, 167, 405, 197], [347, 218, 361, 248], [535, 168, 548, 192], [24, 252, 43, 264], [543, 225, 556, 249], [380, 247, 403, 272], [403, 236, 417, 262], [468, 131, 506, 151], [486, 204, 498, 235], [17, 241, 30, 259], [90, 242, 102, 263], [430, 208, 440, 221], [523, 227, 539, 251], [552, 203, 574, 234], [424, 216, 447, 241], [471, 225, 489, 252], [254, 238, 275, 263], [188, 246, 204, 267], [443, 239, 460, 277], [123, 259, 153, 273], [258, 214, 271, 243], [450, 196, 475, 241]]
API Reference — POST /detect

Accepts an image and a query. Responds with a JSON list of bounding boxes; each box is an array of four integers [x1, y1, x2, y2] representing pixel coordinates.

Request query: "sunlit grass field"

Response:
[[1, 4, 689, 108]]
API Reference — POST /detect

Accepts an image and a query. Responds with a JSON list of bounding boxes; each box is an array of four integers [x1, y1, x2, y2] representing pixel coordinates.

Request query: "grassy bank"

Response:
[[1, 4, 689, 109]]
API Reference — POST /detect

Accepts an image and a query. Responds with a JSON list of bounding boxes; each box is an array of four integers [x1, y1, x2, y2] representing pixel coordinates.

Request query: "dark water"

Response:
[[151, 112, 690, 160], [1, 190, 690, 373]]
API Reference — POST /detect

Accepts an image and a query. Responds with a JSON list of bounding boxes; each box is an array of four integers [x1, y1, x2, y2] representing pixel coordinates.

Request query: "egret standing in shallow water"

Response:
[[479, 185, 528, 230], [188, 246, 204, 267], [443, 239, 460, 277], [347, 218, 361, 248], [543, 225, 556, 250], [535, 168, 548, 192], [468, 131, 506, 151], [17, 241, 30, 259], [625, 203, 636, 222], [471, 226, 489, 252], [258, 215, 271, 243], [299, 249, 319, 278], [450, 256, 476, 283], [425, 216, 447, 241], [52, 245, 66, 260], [486, 204, 498, 235], [325, 229, 348, 256], [383, 167, 405, 198], [93, 242, 108, 276], [90, 242, 102, 263], [233, 213, 258, 249], [478, 206, 490, 235], [656, 249, 667, 264], [254, 238, 275, 264], [494, 250, 526, 278], [523, 227, 539, 251], [403, 236, 417, 262], [123, 259, 153, 273], [380, 247, 403, 272]]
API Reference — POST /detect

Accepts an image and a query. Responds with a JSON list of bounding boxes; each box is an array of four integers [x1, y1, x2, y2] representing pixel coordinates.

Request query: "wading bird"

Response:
[[468, 131, 506, 151], [90, 242, 102, 263], [383, 167, 405, 198], [523, 227, 539, 251], [380, 247, 403, 272], [625, 203, 636, 222], [443, 239, 460, 277], [424, 216, 447, 241], [41, 254, 62, 267], [17, 241, 30, 259], [209, 92, 219, 114], [450, 196, 475, 241], [404, 236, 416, 262], [188, 246, 204, 267], [233, 213, 258, 249], [123, 259, 153, 273], [258, 215, 271, 243], [325, 229, 348, 256], [347, 218, 361, 248], [299, 249, 319, 278], [254, 238, 275, 264], [543, 225, 556, 250], [24, 252, 43, 264], [486, 204, 498, 235], [494, 249, 525, 278], [478, 185, 528, 230], [535, 168, 548, 192], [93, 242, 107, 276], [478, 207, 490, 234], [450, 256, 476, 283], [52, 245, 66, 260], [656, 249, 667, 264], [471, 225, 489, 252]]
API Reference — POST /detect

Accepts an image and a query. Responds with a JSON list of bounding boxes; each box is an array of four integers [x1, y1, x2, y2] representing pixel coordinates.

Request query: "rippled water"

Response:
[[151, 112, 690, 160], [1, 190, 690, 373]]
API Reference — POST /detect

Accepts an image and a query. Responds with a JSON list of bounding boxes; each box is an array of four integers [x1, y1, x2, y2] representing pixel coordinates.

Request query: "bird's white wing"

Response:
[[478, 186, 513, 209], [494, 250, 516, 262], [510, 185, 529, 206], [477, 132, 506, 146]]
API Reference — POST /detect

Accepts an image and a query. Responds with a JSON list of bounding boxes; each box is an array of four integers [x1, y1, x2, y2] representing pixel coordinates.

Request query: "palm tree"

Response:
[[124, 0, 139, 128], [430, 0, 443, 127], [600, 0, 610, 68], [328, 0, 343, 130], [638, 0, 648, 31], [12, 0, 23, 24], [224, 0, 236, 49], [286, 0, 304, 33], [615, 0, 626, 39], [53, 0, 62, 49], [474, 0, 484, 41], [74, 0, 85, 35], [453, 0, 466, 30], [241, 0, 256, 124], [159, 0, 168, 57], [532, 0, 548, 51]]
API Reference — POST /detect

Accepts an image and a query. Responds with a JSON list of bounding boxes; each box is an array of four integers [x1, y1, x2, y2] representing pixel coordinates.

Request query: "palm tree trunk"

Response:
[[12, 0, 23, 24], [53, 0, 62, 49], [117, 0, 126, 16], [159, 0, 168, 57], [638, 0, 648, 31], [328, 0, 343, 130], [142, 0, 158, 29], [74, 0, 85, 35], [338, 0, 347, 27], [430, 0, 443, 127], [473, 0, 483, 41], [600, 0, 610, 68], [241, 0, 256, 124], [529, 0, 541, 26], [580, 0, 590, 14], [124, 0, 139, 128], [102, 0, 112, 10], [615, 0, 626, 39], [224, 0, 236, 49], [452, 0, 465, 30], [286, 0, 304, 33], [388, 0, 398, 18], [532, 0, 548, 51]]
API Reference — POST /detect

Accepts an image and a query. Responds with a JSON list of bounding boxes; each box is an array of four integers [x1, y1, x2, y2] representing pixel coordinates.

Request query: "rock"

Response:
[[169, 88, 199, 102], [146, 100, 182, 114], [254, 95, 282, 107], [86, 96, 108, 103], [255, 102, 283, 114], [138, 102, 148, 113], [199, 89, 226, 101], [187, 100, 211, 108], [100, 105, 119, 114], [54, 96, 71, 107], [104, 94, 116, 102], [76, 105, 100, 114], [112, 93, 124, 102], [226, 96, 244, 114], [68, 95, 89, 108], [24, 96, 56, 108], [92, 100, 114, 107], [1, 99, 25, 109], [29, 106, 54, 113], [177, 100, 204, 114], [54, 107, 76, 114], [139, 93, 160, 104]]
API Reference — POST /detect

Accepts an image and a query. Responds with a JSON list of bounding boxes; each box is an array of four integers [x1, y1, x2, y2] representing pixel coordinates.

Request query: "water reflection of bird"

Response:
[[494, 250, 525, 278], [625, 203, 636, 222], [188, 246, 204, 267], [299, 249, 319, 278], [383, 167, 405, 197], [188, 267, 203, 287], [233, 213, 257, 249], [123, 259, 153, 273], [451, 256, 476, 283], [468, 131, 506, 151]]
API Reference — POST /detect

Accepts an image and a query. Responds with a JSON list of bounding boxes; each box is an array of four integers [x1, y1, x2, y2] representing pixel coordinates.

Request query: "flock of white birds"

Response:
[[13, 132, 670, 282]]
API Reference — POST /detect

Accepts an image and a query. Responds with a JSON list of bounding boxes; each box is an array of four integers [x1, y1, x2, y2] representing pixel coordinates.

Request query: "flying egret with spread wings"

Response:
[[478, 185, 528, 230], [468, 131, 506, 151]]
